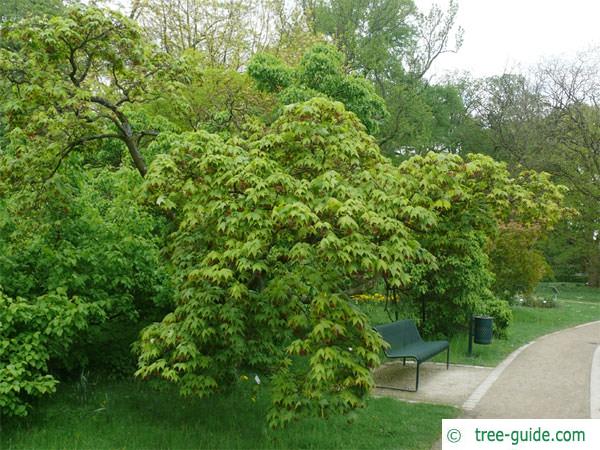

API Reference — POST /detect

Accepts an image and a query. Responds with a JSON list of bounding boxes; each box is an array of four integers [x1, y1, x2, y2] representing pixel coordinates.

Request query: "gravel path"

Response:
[[467, 321, 600, 419]]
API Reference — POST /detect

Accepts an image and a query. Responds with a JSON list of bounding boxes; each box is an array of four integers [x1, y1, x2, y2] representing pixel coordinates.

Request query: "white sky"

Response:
[[415, 0, 600, 78]]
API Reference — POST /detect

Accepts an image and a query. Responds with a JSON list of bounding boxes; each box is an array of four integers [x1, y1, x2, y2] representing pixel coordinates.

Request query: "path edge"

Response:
[[591, 344, 600, 419], [462, 342, 533, 411], [462, 320, 600, 412]]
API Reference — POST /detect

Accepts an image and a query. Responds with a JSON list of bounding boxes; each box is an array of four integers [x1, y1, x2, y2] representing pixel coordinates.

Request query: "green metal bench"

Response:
[[374, 320, 449, 392]]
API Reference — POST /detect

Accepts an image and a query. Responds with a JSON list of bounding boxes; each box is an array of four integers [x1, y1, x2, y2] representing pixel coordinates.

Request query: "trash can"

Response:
[[473, 315, 493, 344]]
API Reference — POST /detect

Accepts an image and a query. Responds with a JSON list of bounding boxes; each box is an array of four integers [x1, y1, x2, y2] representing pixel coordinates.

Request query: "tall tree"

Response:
[[404, 0, 463, 79], [0, 0, 63, 21], [248, 43, 388, 134], [136, 97, 431, 427], [307, 0, 415, 76], [468, 73, 547, 164], [537, 54, 600, 286], [306, 0, 463, 157], [132, 0, 309, 68], [0, 5, 173, 184], [462, 53, 600, 286]]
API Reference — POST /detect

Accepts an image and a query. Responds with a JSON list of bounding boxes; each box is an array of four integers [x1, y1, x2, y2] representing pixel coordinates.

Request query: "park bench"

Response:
[[373, 320, 449, 392]]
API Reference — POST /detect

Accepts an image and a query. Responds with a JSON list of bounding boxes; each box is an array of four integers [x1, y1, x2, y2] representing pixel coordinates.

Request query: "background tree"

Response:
[[537, 54, 600, 286], [0, 5, 174, 183], [0, 0, 63, 21], [404, 0, 463, 79], [248, 44, 388, 134], [467, 73, 546, 164], [307, 0, 415, 76], [145, 56, 277, 138], [305, 0, 463, 158], [461, 52, 600, 287], [132, 0, 310, 68]]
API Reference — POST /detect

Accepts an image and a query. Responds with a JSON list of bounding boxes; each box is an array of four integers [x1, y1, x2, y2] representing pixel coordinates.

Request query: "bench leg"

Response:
[[415, 362, 420, 391], [446, 346, 450, 369]]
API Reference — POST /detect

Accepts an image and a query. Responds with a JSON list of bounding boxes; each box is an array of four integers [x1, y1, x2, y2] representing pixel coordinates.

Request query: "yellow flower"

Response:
[[351, 292, 387, 303]]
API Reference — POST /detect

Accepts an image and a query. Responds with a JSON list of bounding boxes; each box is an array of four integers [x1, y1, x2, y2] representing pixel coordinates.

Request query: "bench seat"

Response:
[[374, 320, 450, 391], [385, 340, 449, 361]]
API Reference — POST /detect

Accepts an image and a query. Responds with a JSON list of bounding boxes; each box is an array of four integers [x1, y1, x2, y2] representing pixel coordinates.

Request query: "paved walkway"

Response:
[[430, 321, 600, 449], [466, 320, 600, 419], [373, 361, 493, 407]]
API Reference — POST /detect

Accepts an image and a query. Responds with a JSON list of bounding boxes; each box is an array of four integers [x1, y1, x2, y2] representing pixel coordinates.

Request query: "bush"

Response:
[[490, 224, 551, 299], [136, 98, 427, 427], [397, 154, 565, 338], [0, 290, 102, 417], [0, 167, 172, 414], [475, 298, 512, 339]]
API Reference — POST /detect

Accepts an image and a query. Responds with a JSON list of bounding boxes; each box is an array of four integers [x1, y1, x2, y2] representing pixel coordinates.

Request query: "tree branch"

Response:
[[44, 133, 122, 184]]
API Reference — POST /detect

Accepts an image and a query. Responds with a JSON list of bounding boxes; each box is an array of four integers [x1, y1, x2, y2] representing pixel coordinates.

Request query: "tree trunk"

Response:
[[123, 136, 148, 178], [587, 241, 600, 288]]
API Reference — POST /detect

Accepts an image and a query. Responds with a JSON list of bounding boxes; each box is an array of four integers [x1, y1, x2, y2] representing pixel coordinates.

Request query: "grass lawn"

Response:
[[366, 282, 599, 367], [448, 282, 599, 366], [1, 380, 458, 450], [536, 281, 600, 304], [4, 283, 596, 450]]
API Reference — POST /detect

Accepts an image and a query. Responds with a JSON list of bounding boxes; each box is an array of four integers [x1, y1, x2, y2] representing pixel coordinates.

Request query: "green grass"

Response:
[[444, 299, 599, 366], [450, 282, 599, 366], [5, 283, 595, 449], [1, 380, 457, 450], [536, 281, 600, 303], [364, 283, 599, 367]]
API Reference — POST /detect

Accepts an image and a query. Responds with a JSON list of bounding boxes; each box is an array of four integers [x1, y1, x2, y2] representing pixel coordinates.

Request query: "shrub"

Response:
[[490, 223, 551, 299], [475, 298, 513, 339], [397, 154, 565, 338], [0, 167, 171, 412], [0, 290, 102, 417]]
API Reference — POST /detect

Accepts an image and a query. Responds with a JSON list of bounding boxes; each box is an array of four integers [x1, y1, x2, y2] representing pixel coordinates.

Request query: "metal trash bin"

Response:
[[473, 315, 493, 344]]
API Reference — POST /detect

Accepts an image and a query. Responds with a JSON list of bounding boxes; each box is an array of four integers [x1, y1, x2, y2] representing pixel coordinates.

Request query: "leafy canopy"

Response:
[[0, 5, 174, 181], [396, 152, 566, 335], [136, 98, 431, 426], [248, 44, 388, 134], [135, 97, 567, 424]]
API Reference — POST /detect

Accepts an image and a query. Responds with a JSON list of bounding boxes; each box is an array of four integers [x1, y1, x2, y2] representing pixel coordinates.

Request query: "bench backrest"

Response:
[[374, 320, 423, 348]]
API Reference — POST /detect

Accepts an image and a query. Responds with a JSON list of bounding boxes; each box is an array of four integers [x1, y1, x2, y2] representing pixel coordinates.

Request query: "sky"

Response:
[[415, 0, 600, 78]]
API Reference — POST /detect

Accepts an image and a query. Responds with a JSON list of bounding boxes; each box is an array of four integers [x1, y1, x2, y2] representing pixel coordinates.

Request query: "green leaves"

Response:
[[135, 97, 425, 426], [0, 165, 171, 415], [0, 291, 101, 417], [0, 4, 176, 182], [248, 44, 388, 134], [133, 91, 566, 426], [395, 151, 566, 336]]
